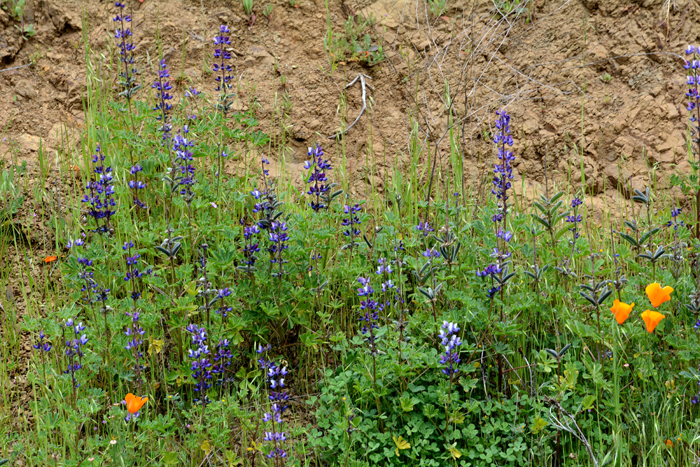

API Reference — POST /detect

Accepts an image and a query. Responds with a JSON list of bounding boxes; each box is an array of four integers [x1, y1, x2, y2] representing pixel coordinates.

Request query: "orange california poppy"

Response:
[[124, 393, 148, 414], [44, 256, 58, 263], [666, 439, 673, 448], [645, 283, 673, 308], [610, 299, 634, 325], [641, 310, 665, 333]]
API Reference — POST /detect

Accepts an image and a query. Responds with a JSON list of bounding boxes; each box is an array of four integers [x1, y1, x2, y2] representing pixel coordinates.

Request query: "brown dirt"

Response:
[[0, 0, 695, 209], [0, 0, 696, 435]]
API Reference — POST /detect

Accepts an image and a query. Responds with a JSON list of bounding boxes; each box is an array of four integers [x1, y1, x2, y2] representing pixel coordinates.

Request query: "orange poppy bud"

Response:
[[645, 283, 673, 308], [641, 310, 665, 333], [125, 393, 148, 414], [44, 256, 58, 263], [610, 299, 634, 325]]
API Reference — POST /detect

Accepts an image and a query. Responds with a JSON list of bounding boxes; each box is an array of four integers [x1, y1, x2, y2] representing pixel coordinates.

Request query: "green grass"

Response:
[[2, 3, 700, 467]]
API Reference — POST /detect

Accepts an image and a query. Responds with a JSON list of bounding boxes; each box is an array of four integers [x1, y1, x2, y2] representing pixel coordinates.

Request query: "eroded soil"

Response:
[[0, 0, 697, 433]]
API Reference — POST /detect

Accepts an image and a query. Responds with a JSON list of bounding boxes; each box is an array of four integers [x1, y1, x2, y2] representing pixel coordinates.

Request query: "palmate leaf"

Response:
[[248, 130, 270, 147], [393, 436, 410, 456], [211, 244, 236, 266]]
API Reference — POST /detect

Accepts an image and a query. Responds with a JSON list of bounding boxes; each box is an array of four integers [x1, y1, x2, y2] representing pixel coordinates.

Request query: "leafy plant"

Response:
[[325, 14, 384, 66], [242, 0, 254, 16]]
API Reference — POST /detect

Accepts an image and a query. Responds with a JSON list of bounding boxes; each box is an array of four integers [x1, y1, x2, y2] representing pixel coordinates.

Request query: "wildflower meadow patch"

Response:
[[4, 2, 700, 467]]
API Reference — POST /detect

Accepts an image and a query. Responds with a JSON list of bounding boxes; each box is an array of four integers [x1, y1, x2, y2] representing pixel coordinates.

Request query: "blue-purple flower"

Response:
[[81, 144, 116, 232], [492, 109, 514, 205], [113, 2, 138, 100], [172, 127, 196, 204], [123, 241, 152, 301], [269, 221, 289, 275], [686, 46, 700, 116], [61, 318, 88, 390], [439, 321, 461, 377], [124, 312, 144, 353], [667, 207, 685, 231], [129, 164, 147, 210], [423, 248, 440, 258], [153, 59, 173, 141], [417, 221, 434, 237], [212, 338, 233, 386], [241, 223, 261, 271], [566, 198, 583, 241], [186, 324, 212, 404], [357, 277, 380, 355], [32, 331, 52, 353], [258, 345, 291, 460], [304, 144, 333, 211], [213, 25, 234, 110], [214, 287, 234, 319], [124, 311, 146, 387], [342, 204, 362, 239]]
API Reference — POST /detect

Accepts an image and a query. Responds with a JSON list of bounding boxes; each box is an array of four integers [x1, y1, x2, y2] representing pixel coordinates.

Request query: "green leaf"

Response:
[[393, 435, 410, 456], [580, 394, 596, 411], [399, 394, 416, 412], [531, 215, 550, 229], [162, 452, 180, 465], [551, 191, 565, 202], [531, 417, 548, 433], [618, 233, 638, 247]]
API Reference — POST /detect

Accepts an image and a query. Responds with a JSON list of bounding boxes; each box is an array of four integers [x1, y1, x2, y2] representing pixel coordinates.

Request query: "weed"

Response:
[[326, 14, 384, 66], [242, 0, 254, 16]]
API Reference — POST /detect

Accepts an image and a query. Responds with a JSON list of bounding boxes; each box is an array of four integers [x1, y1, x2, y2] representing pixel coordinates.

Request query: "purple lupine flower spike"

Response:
[[304, 144, 333, 211], [81, 144, 116, 233], [439, 321, 462, 377], [258, 345, 291, 459]]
